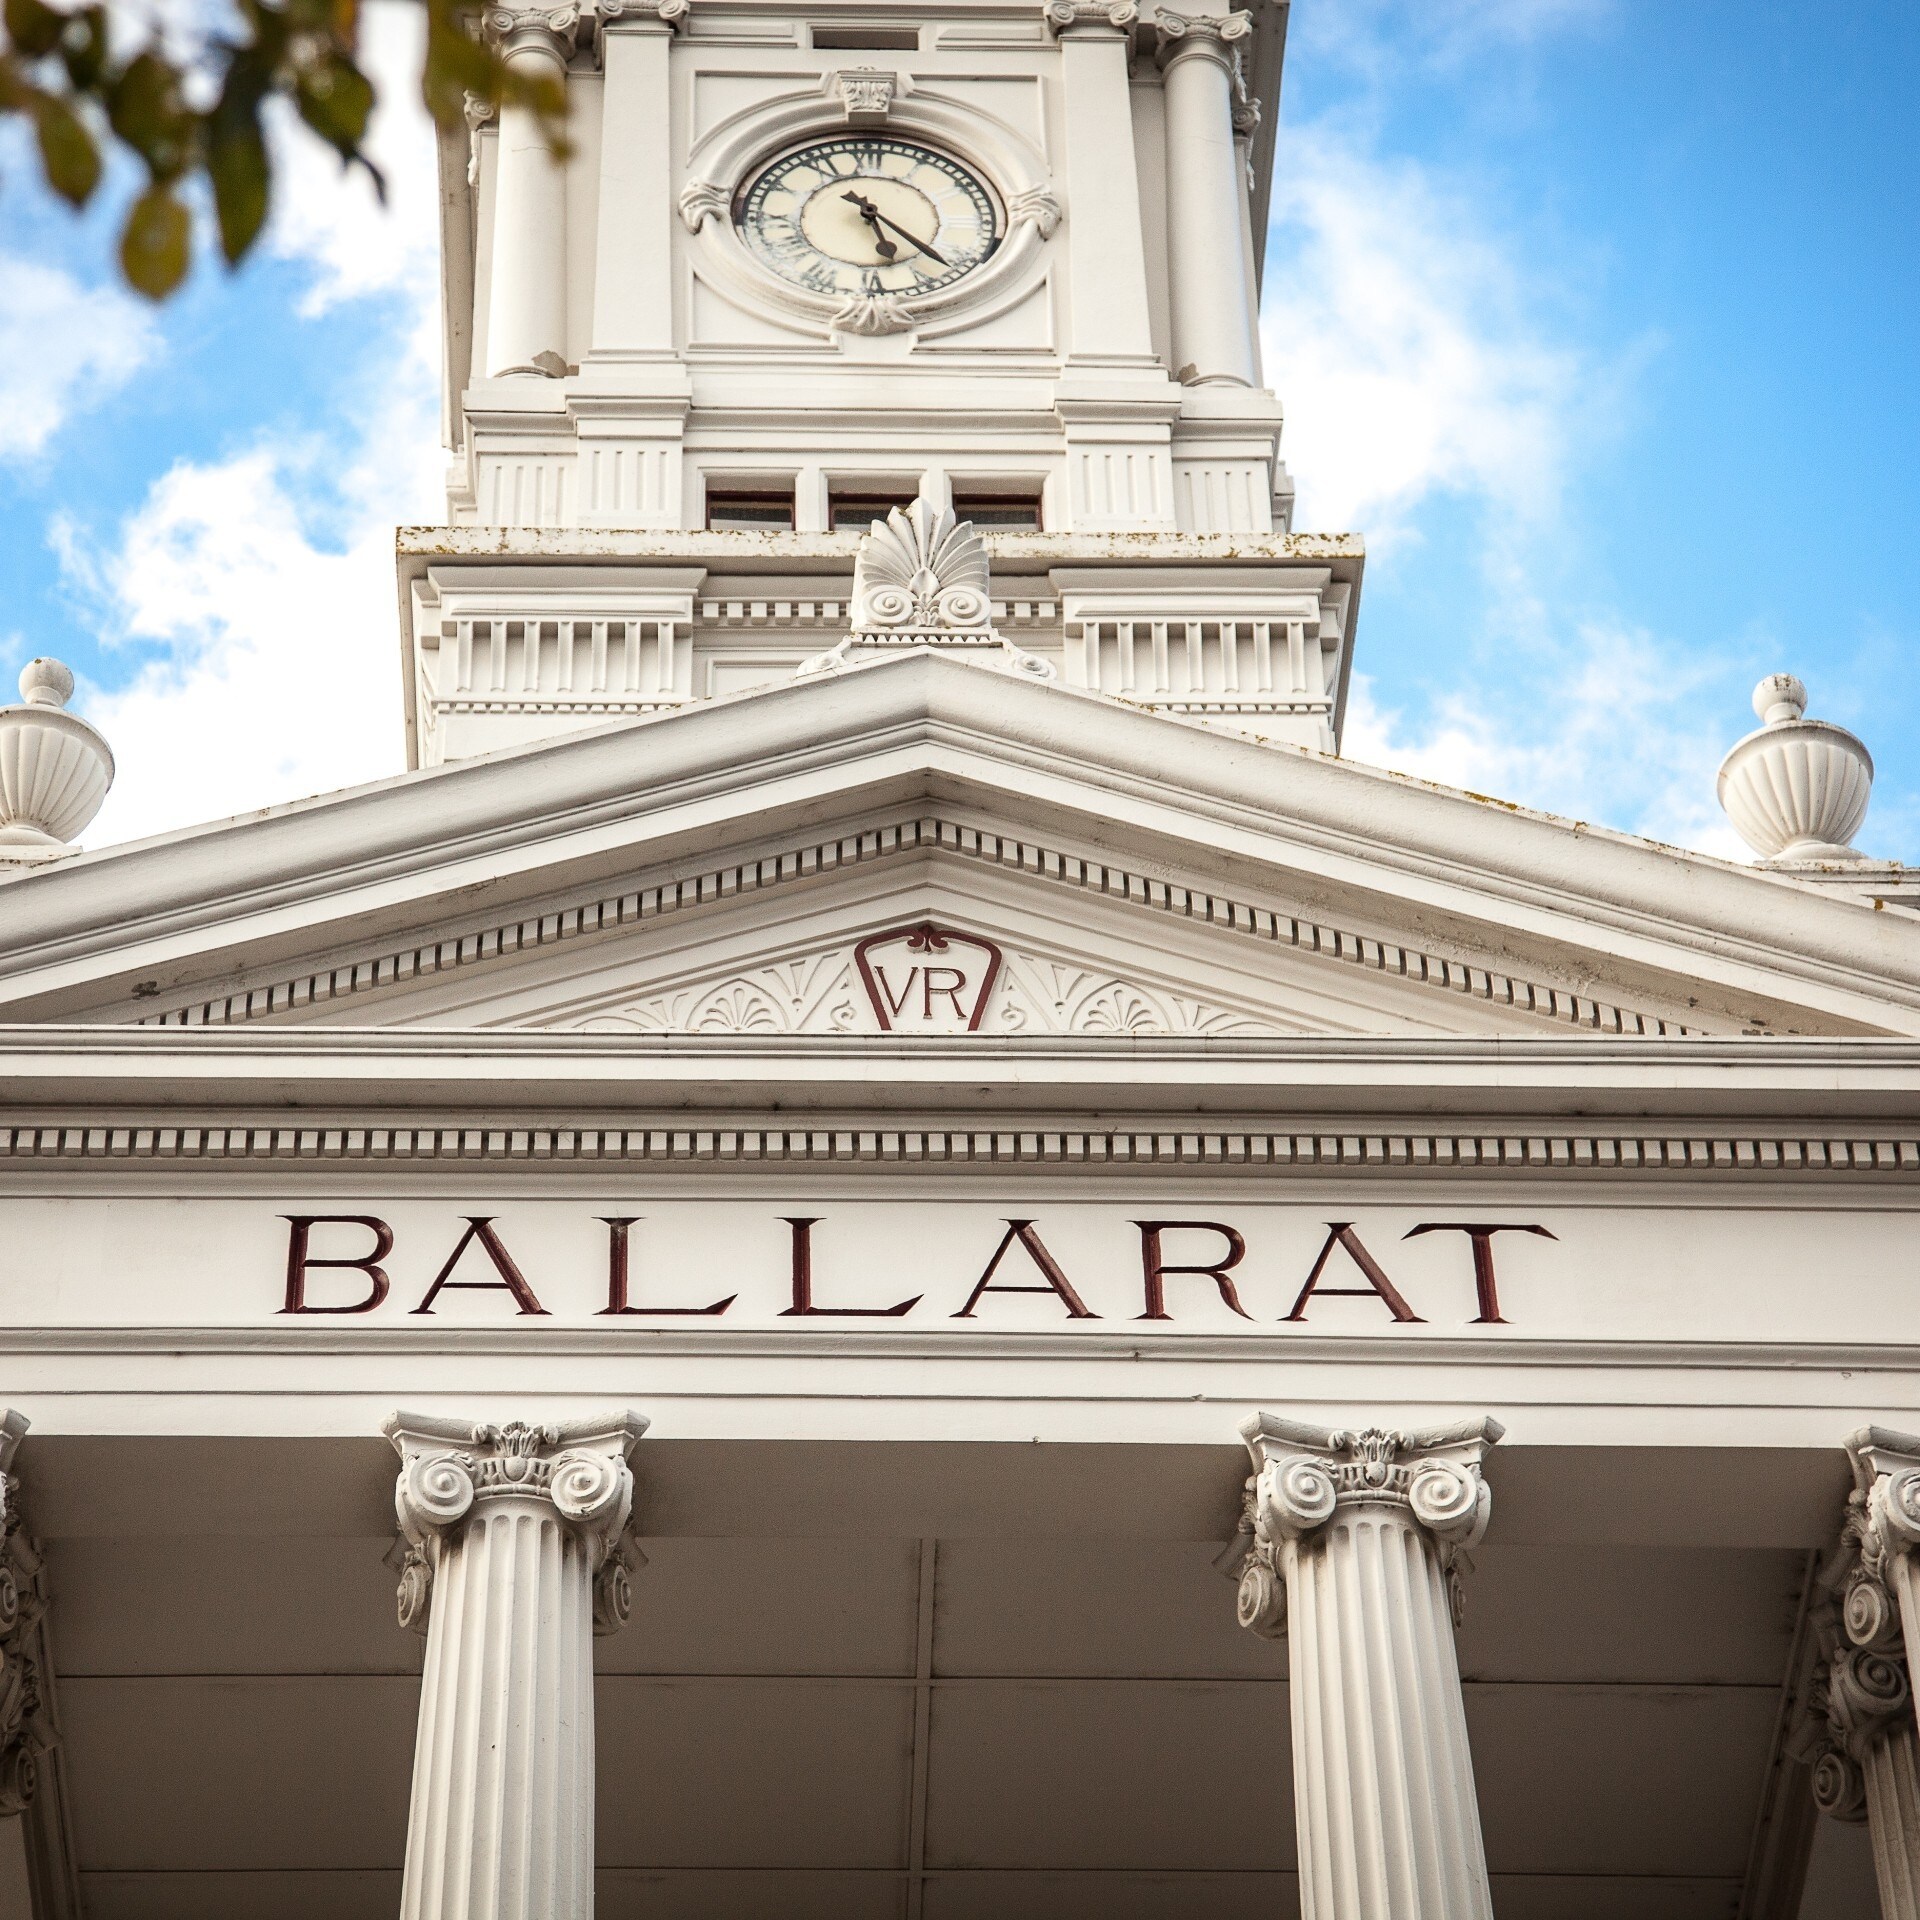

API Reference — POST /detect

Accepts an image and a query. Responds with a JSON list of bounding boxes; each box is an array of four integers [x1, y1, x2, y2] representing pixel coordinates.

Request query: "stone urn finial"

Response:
[[1716, 672, 1873, 865], [0, 657, 115, 869]]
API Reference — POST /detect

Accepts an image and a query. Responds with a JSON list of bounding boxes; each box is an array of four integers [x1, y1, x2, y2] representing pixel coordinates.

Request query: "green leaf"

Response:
[[119, 183, 190, 297], [33, 92, 100, 205], [57, 5, 106, 89], [421, 3, 491, 129], [3, 0, 65, 59], [295, 53, 372, 157], [207, 116, 269, 263], [106, 50, 192, 178]]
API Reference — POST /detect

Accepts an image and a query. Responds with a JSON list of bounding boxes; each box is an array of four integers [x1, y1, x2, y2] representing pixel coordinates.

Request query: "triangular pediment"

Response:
[[120, 819, 1701, 1039], [2, 651, 1917, 1040]]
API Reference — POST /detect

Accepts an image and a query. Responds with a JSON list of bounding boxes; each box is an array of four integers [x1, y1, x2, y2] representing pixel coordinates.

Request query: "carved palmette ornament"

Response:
[[799, 500, 1054, 680], [853, 499, 995, 638]]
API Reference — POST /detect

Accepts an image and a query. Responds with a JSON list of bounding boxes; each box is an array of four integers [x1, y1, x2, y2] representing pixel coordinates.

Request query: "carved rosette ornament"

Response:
[[0, 1411, 52, 1815], [388, 1411, 647, 1920], [798, 501, 1054, 680], [1229, 1413, 1502, 1920]]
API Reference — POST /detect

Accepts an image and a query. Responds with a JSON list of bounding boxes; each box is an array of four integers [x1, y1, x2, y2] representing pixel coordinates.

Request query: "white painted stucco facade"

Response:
[[0, 3, 1917, 1917]]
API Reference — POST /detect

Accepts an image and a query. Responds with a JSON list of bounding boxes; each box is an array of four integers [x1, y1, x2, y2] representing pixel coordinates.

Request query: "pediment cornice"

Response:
[[0, 652, 1916, 1033]]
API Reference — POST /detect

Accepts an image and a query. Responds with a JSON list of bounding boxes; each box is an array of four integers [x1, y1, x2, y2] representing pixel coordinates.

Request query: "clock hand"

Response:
[[840, 190, 951, 269], [869, 207, 951, 268], [840, 190, 898, 261]]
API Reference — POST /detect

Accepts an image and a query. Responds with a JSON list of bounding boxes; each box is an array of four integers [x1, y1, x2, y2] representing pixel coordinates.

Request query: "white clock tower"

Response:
[[406, 0, 1358, 765]]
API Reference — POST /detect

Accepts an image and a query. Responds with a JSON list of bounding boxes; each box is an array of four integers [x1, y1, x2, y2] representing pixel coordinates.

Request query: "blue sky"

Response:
[[1, 0, 1916, 858]]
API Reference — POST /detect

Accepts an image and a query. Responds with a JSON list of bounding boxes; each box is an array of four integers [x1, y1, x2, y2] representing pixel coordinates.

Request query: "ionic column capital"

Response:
[[1241, 1413, 1501, 1547], [595, 0, 688, 32], [386, 1410, 647, 1635], [1155, 7, 1253, 64], [1043, 1, 1139, 36], [1231, 1414, 1501, 1640], [1854, 1427, 1920, 1565], [0, 1409, 52, 1813], [482, 3, 581, 60]]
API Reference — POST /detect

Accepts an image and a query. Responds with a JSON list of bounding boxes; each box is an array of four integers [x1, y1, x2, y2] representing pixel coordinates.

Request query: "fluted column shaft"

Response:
[[1866, 1729, 1920, 1917], [389, 1412, 646, 1920], [1235, 1413, 1502, 1920], [483, 9, 576, 377], [1158, 12, 1257, 387]]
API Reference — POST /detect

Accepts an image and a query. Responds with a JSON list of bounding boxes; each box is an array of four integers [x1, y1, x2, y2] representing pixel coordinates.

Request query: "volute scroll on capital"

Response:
[[480, 1, 582, 54], [1041, 0, 1139, 34], [1802, 1453, 1920, 1825], [386, 1410, 648, 1637], [1154, 6, 1255, 53], [0, 1410, 54, 1814], [595, 0, 690, 29], [1226, 1413, 1503, 1640]]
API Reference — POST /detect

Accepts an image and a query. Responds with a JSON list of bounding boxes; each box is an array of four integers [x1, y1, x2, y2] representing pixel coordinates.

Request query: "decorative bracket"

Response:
[[677, 177, 729, 233], [1008, 185, 1063, 238], [834, 67, 897, 122]]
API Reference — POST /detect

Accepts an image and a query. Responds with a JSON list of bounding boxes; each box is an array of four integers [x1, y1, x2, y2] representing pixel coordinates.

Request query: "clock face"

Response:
[[734, 136, 1002, 299]]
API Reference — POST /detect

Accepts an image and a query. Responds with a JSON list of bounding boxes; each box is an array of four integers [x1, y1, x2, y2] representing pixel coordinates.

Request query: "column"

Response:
[[483, 5, 577, 377], [1232, 1413, 1501, 1920], [389, 1410, 648, 1920], [1815, 1427, 1920, 1911], [1044, 3, 1156, 364], [589, 0, 684, 358], [1157, 9, 1258, 386]]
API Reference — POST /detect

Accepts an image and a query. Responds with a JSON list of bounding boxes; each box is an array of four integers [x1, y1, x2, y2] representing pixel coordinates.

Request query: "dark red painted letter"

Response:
[[1283, 1224, 1423, 1324], [1403, 1222, 1556, 1324], [281, 1214, 392, 1314], [953, 1220, 1097, 1319], [597, 1217, 736, 1315], [777, 1217, 921, 1317], [1134, 1220, 1252, 1320], [411, 1217, 548, 1316]]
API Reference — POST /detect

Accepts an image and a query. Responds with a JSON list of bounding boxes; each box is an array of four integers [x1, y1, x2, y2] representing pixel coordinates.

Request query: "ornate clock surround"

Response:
[[677, 74, 1062, 341]]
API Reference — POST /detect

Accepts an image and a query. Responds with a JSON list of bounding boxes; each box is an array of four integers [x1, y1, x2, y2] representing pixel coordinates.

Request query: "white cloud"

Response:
[[68, 266, 442, 846], [52, 1, 446, 849], [74, 391, 440, 847], [1342, 627, 1751, 861], [0, 259, 158, 461], [1255, 114, 1759, 854], [1262, 129, 1593, 537], [264, 3, 442, 317]]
